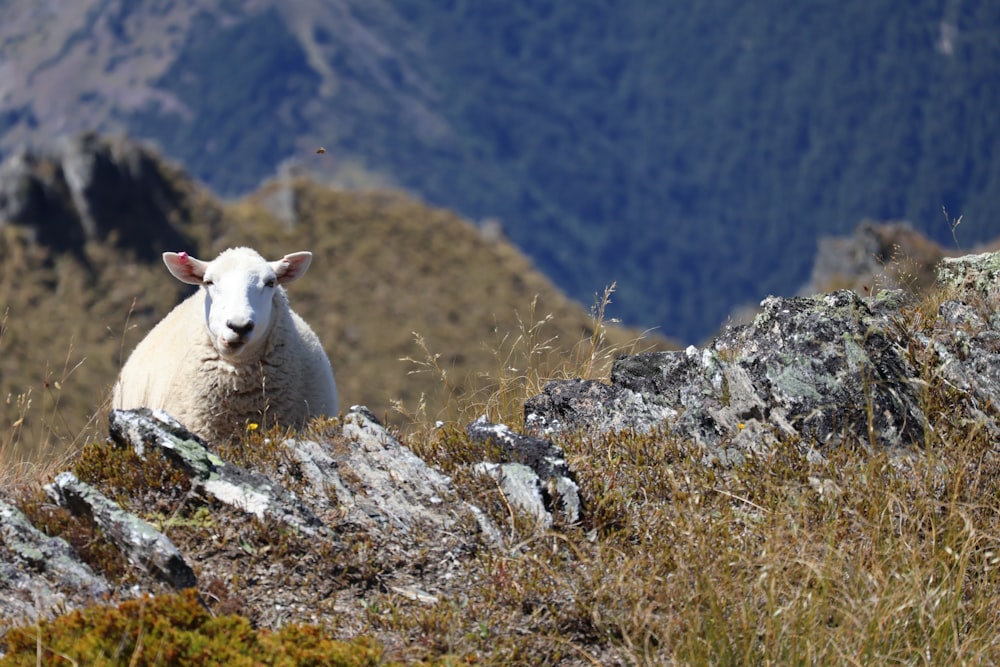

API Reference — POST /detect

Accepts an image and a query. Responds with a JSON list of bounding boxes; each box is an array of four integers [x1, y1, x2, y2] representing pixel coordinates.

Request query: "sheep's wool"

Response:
[[112, 249, 338, 442]]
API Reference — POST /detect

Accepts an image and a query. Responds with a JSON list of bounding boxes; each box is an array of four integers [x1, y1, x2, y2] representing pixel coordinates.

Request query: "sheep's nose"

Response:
[[227, 320, 255, 336]]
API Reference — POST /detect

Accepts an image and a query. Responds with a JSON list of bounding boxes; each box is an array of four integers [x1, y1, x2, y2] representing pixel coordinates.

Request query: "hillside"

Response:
[[0, 134, 664, 461], [5, 237, 1000, 663], [2, 1, 1000, 343]]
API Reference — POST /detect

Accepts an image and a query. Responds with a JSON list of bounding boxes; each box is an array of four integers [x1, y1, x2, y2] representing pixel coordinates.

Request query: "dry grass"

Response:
[[0, 234, 187, 482], [355, 285, 1000, 664], [397, 282, 649, 430], [8, 174, 999, 663], [5, 272, 1000, 664]]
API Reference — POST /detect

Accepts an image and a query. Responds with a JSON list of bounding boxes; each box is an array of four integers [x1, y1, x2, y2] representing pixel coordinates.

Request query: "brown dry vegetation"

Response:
[[5, 285, 1000, 665], [8, 175, 1000, 663], [0, 176, 664, 468], [380, 290, 1000, 663]]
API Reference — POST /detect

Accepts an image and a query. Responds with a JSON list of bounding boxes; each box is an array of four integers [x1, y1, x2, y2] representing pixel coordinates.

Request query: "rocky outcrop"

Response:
[[0, 131, 197, 258], [527, 290, 922, 463], [936, 250, 1000, 297], [526, 252, 1000, 463], [0, 501, 111, 625], [0, 406, 575, 630], [108, 409, 330, 539], [46, 472, 197, 590], [466, 416, 581, 526]]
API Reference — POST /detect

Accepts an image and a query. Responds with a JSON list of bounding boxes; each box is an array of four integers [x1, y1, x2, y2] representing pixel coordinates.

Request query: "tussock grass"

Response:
[[397, 282, 649, 430], [6, 176, 1000, 663], [405, 429, 1000, 664], [354, 286, 1000, 665], [0, 231, 189, 480]]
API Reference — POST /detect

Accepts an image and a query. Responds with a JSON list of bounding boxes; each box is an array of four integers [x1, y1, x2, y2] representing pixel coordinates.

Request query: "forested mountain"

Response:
[[2, 1, 999, 342]]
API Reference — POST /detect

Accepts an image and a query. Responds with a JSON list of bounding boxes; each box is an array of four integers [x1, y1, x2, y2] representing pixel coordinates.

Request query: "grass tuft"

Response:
[[397, 283, 650, 432]]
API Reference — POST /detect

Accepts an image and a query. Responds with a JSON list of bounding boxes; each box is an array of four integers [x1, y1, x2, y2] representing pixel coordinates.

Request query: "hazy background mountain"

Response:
[[0, 133, 663, 458], [2, 0, 999, 342]]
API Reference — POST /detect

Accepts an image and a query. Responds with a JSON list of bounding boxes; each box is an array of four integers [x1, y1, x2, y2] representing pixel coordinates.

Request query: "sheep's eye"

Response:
[[264, 278, 276, 288], [203, 279, 214, 287]]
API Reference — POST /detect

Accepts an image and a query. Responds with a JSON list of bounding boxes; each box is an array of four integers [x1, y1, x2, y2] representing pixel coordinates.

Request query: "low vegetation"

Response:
[[3, 163, 997, 663], [2, 590, 386, 666], [4, 269, 1000, 664]]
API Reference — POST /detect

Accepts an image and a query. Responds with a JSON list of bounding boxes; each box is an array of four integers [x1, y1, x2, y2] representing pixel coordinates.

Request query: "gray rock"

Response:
[[466, 416, 581, 525], [0, 500, 111, 624], [0, 404, 515, 628], [109, 408, 328, 538], [473, 462, 554, 527], [936, 251, 1000, 298], [110, 406, 499, 541], [799, 221, 947, 296], [45, 472, 196, 589], [527, 289, 929, 460], [315, 406, 469, 533]]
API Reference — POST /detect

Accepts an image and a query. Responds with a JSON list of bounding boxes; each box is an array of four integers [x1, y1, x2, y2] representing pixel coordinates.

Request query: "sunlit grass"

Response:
[[380, 284, 1000, 664], [396, 282, 651, 431], [4, 181, 1000, 663]]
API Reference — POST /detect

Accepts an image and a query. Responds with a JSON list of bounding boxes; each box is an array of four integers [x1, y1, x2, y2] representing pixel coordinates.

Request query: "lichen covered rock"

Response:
[[526, 275, 1000, 464]]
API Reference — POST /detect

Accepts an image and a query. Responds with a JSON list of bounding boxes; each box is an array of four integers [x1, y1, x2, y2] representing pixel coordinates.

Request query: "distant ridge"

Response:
[[0, 133, 671, 451], [2, 1, 1000, 342]]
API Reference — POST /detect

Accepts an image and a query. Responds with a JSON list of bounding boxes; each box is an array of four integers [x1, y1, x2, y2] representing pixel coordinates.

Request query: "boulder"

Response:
[[0, 500, 111, 625], [524, 282, 994, 463], [466, 416, 581, 526], [46, 472, 196, 590]]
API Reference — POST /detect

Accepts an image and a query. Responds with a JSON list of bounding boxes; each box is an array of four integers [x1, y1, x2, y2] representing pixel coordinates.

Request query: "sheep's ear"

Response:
[[272, 252, 312, 285], [163, 252, 209, 285]]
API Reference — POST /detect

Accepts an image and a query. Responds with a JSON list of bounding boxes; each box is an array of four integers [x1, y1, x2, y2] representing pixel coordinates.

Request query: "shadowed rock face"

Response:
[[0, 132, 193, 258]]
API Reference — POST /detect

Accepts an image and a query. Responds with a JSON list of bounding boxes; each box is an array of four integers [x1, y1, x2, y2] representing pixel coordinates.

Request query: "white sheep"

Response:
[[112, 247, 339, 442]]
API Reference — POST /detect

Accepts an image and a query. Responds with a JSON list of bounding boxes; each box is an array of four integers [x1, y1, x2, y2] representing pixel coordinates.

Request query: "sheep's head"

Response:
[[163, 247, 312, 359]]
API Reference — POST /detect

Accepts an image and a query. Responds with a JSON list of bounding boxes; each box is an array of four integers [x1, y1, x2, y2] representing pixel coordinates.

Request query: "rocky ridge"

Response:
[[4, 249, 1000, 649], [0, 131, 203, 258], [0, 406, 577, 633], [526, 251, 1000, 463]]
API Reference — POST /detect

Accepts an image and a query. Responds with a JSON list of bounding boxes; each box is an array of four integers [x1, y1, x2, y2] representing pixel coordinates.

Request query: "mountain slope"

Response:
[[0, 135, 663, 458], [2, 1, 999, 342]]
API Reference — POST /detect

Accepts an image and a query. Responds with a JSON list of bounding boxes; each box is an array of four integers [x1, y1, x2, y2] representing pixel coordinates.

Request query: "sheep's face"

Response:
[[163, 247, 313, 360]]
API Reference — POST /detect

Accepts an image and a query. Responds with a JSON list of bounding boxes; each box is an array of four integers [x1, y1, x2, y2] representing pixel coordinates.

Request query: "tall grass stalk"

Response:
[[396, 284, 644, 430], [0, 310, 95, 489]]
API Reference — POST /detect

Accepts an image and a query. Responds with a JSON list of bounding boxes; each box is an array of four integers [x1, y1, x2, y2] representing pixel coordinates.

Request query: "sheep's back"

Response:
[[112, 292, 211, 415]]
